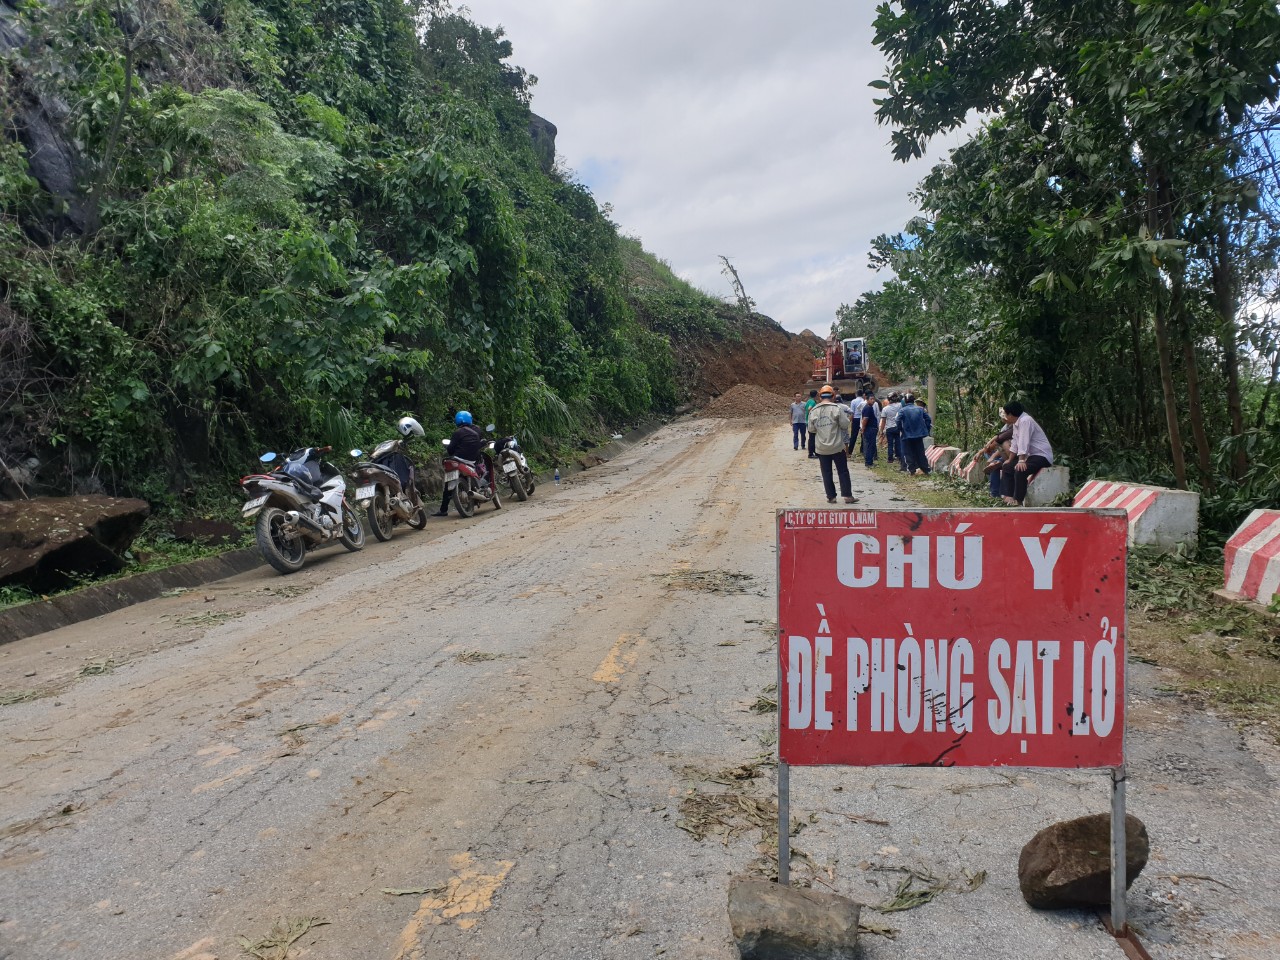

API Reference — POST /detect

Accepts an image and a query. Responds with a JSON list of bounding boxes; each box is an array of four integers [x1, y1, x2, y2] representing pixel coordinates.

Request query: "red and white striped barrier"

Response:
[[948, 450, 972, 476], [925, 445, 960, 471], [1223, 509, 1280, 607], [1073, 480, 1199, 552]]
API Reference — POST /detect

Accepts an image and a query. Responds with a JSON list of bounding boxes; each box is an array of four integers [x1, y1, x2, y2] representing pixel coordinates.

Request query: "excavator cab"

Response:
[[842, 337, 866, 376]]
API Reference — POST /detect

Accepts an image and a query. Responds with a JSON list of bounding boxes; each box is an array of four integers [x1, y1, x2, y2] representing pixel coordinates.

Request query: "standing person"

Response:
[[897, 394, 932, 475], [859, 389, 880, 467], [789, 393, 808, 452], [846, 390, 864, 458], [881, 392, 903, 465], [998, 401, 1053, 506], [805, 390, 819, 458], [807, 385, 855, 504]]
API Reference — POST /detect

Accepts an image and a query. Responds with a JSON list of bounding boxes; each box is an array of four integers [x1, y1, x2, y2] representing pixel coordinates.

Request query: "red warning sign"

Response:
[[776, 509, 1126, 768]]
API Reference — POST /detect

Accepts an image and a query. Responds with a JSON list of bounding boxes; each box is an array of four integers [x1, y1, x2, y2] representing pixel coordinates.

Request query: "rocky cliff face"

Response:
[[1, 0, 86, 235], [528, 112, 557, 173]]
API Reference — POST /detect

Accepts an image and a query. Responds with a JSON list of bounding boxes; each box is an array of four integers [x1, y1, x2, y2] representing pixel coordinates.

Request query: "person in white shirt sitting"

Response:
[[998, 401, 1053, 506]]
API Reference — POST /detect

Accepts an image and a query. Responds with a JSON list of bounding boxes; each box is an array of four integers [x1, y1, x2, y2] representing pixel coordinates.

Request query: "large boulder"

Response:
[[0, 496, 150, 591], [1018, 813, 1149, 909], [727, 877, 861, 959]]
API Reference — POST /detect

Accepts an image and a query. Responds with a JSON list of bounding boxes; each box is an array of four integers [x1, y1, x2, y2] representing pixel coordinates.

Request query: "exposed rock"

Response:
[[528, 112, 557, 173], [0, 496, 150, 591], [171, 519, 240, 546], [1, 0, 87, 234], [727, 877, 860, 960], [1018, 813, 1149, 909]]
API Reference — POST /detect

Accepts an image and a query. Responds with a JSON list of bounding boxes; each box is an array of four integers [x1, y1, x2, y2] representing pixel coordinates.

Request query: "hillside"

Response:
[[0, 0, 802, 507]]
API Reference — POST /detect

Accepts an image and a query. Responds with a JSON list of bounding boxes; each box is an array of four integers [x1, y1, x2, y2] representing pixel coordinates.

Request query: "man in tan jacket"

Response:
[[807, 385, 855, 504]]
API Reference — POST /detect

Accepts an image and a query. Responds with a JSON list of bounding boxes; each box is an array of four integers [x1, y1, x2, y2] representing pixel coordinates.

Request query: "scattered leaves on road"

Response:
[[656, 569, 756, 594], [455, 650, 503, 663], [0, 689, 39, 706], [748, 682, 778, 714], [176, 610, 244, 627], [79, 657, 116, 677], [239, 916, 329, 959]]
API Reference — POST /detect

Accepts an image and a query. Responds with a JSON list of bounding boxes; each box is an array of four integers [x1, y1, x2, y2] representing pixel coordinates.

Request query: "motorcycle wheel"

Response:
[[524, 469, 536, 495], [339, 502, 365, 551], [491, 482, 502, 510], [406, 503, 428, 529], [452, 486, 476, 518], [367, 488, 393, 542], [507, 469, 528, 501], [255, 507, 306, 574]]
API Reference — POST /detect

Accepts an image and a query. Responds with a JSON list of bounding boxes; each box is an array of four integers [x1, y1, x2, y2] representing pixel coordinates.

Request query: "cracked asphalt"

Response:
[[1, 417, 1277, 959]]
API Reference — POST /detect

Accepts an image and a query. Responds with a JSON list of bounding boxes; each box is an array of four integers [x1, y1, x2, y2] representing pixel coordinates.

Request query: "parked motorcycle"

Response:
[[441, 423, 503, 517], [349, 416, 429, 541], [240, 446, 364, 574], [492, 434, 536, 501]]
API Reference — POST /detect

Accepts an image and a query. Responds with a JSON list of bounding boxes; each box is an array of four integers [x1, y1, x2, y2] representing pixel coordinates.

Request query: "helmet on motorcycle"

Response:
[[397, 416, 425, 438], [454, 411, 473, 426]]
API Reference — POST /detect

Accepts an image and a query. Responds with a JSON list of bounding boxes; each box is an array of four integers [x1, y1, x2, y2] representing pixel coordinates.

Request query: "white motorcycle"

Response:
[[240, 445, 364, 574], [492, 434, 536, 501]]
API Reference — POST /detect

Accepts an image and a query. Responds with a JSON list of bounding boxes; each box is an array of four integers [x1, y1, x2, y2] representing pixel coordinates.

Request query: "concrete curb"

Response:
[[0, 548, 262, 646]]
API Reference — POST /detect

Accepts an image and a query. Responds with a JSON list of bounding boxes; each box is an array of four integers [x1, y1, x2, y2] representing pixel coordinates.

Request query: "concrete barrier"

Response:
[[925, 445, 961, 471], [959, 454, 989, 487], [1073, 480, 1199, 552], [948, 450, 972, 476], [1024, 465, 1071, 507], [1222, 509, 1280, 608]]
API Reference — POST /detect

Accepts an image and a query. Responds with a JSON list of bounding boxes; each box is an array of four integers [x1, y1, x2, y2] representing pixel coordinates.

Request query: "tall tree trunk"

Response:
[[1129, 308, 1149, 443], [1171, 272, 1213, 484], [1212, 218, 1246, 480], [1146, 166, 1188, 489]]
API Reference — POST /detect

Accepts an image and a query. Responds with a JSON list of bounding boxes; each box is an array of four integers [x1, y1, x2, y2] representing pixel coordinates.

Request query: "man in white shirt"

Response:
[[880, 392, 903, 465], [998, 401, 1053, 505]]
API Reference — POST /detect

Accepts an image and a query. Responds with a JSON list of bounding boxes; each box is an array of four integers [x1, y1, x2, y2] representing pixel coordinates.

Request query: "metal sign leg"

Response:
[[778, 760, 790, 886], [1110, 765, 1127, 936]]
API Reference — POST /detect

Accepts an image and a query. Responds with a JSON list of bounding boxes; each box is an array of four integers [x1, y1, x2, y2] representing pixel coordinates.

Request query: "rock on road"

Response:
[[1, 417, 1277, 959]]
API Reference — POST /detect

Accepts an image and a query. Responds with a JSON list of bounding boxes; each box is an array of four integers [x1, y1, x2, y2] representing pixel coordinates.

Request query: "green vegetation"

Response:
[[839, 1, 1280, 546], [0, 0, 727, 507]]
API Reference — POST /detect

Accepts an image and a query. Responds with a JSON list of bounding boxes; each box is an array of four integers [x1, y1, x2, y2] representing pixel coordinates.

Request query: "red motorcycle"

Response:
[[442, 423, 503, 517]]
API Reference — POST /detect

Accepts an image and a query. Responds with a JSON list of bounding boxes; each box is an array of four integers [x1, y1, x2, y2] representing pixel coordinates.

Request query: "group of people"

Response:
[[788, 388, 1054, 507], [788, 385, 935, 503]]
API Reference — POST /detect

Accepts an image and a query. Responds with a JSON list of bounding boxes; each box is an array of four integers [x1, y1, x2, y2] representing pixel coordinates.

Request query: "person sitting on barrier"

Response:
[[999, 401, 1053, 506], [981, 424, 1014, 498], [807, 385, 855, 504], [897, 394, 932, 475]]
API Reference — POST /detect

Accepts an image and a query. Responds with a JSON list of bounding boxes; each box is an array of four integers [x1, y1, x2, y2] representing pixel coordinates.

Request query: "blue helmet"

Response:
[[454, 410, 473, 426]]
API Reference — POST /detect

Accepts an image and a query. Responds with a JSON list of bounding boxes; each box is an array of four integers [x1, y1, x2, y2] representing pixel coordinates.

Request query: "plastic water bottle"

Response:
[[554, 467, 561, 485]]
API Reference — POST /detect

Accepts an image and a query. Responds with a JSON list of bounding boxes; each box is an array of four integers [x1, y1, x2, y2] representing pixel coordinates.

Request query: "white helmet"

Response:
[[397, 416, 425, 438]]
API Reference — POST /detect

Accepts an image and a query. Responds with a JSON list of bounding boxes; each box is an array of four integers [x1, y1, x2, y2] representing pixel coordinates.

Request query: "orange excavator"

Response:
[[811, 336, 875, 393]]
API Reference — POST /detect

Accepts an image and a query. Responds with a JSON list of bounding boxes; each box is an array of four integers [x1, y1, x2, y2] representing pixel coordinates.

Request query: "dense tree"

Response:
[[854, 0, 1280, 537], [0, 0, 717, 500]]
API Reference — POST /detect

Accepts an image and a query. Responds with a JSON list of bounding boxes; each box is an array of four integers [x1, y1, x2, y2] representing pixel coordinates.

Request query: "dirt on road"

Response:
[[1, 419, 1277, 960]]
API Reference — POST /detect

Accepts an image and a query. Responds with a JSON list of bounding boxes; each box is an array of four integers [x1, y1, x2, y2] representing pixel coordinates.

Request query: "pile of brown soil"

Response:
[[702, 383, 798, 419], [677, 315, 821, 408]]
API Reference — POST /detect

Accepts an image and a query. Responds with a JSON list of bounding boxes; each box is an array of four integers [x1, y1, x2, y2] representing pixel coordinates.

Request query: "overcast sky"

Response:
[[459, 1, 953, 335]]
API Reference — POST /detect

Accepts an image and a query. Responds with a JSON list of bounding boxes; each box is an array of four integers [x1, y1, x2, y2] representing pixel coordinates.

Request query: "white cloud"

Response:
[[459, 1, 951, 334]]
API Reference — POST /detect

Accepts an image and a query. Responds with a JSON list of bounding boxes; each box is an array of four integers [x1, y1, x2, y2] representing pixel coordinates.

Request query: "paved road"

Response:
[[1, 418, 1276, 959]]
